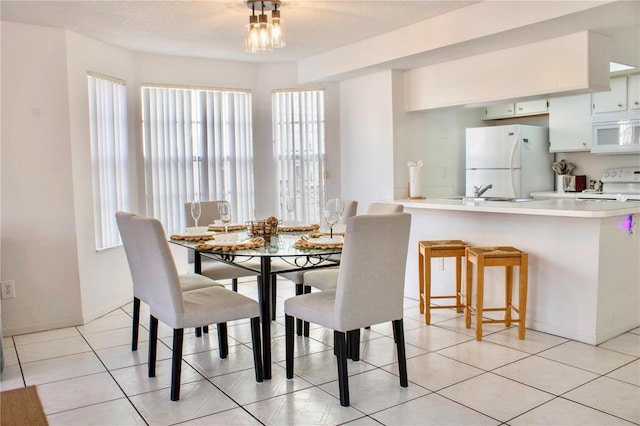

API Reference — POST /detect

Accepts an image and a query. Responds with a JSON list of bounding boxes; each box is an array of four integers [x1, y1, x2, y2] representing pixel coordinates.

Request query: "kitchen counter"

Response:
[[397, 197, 640, 218], [392, 197, 640, 345]]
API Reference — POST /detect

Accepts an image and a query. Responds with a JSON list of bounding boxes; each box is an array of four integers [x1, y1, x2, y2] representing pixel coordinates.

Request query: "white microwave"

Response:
[[591, 111, 640, 154]]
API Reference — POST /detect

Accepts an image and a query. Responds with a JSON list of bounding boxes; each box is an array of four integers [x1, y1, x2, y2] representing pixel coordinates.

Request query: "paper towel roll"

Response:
[[408, 161, 423, 197]]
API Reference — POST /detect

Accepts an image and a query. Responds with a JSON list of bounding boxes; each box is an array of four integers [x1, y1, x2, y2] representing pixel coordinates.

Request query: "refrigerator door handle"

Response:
[[509, 129, 520, 197]]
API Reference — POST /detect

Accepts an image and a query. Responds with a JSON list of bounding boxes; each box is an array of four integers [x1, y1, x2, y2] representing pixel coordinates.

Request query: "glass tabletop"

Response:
[[170, 231, 342, 257]]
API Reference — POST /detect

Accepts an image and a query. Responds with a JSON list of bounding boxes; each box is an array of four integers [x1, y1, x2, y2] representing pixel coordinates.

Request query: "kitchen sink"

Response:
[[439, 196, 534, 202]]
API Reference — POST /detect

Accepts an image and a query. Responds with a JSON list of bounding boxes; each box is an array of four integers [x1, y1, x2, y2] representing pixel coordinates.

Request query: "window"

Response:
[[87, 72, 129, 251], [141, 86, 254, 235], [272, 89, 326, 224]]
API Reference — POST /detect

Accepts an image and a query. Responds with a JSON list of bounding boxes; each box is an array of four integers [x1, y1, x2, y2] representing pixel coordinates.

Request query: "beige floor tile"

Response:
[[606, 359, 640, 386], [403, 324, 473, 351], [510, 397, 636, 426], [483, 327, 569, 354], [179, 407, 263, 425], [564, 376, 640, 424], [319, 368, 430, 414], [76, 312, 132, 335], [110, 358, 204, 396], [184, 343, 261, 378], [22, 351, 106, 386], [372, 393, 499, 425], [129, 379, 238, 425], [493, 355, 598, 395], [0, 364, 25, 391], [16, 335, 92, 363], [358, 336, 427, 367], [95, 341, 173, 371], [599, 332, 640, 357], [37, 372, 125, 415], [47, 398, 146, 426], [382, 352, 484, 391], [438, 372, 554, 422], [539, 341, 636, 374], [244, 386, 364, 425], [436, 339, 530, 370], [211, 363, 313, 405], [13, 327, 80, 346]]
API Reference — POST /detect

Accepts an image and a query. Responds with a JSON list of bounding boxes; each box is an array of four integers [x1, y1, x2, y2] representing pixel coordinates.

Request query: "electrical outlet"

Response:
[[1, 280, 16, 299]]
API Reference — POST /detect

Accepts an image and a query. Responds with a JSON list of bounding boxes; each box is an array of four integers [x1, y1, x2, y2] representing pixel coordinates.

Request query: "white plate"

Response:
[[307, 236, 344, 246], [179, 231, 215, 238], [205, 239, 252, 247]]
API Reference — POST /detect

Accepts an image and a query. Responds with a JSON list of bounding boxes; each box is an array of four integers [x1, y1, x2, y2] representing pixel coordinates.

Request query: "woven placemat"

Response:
[[170, 234, 215, 242], [195, 237, 265, 252], [308, 230, 345, 238], [293, 236, 343, 249], [280, 224, 320, 233], [207, 224, 247, 232]]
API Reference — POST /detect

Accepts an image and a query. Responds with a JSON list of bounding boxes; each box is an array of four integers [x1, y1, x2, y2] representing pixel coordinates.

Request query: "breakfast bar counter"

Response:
[[393, 198, 640, 345]]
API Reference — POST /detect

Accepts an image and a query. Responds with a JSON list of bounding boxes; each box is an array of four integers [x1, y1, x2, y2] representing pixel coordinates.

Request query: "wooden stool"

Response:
[[465, 246, 528, 341], [418, 240, 470, 325]]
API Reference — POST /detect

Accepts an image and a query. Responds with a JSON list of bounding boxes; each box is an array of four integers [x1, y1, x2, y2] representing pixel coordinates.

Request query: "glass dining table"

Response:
[[170, 231, 342, 379]]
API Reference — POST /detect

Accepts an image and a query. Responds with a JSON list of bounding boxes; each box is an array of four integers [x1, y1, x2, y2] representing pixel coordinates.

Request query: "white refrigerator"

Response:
[[465, 125, 553, 198]]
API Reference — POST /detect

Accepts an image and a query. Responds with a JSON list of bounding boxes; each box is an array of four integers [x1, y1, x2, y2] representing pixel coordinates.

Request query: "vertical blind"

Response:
[[272, 89, 326, 224], [87, 73, 129, 251], [141, 86, 254, 235]]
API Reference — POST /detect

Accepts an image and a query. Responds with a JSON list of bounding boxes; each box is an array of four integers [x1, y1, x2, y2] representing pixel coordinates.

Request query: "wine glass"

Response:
[[324, 207, 340, 239], [191, 200, 201, 228], [218, 201, 232, 234], [326, 198, 344, 223], [285, 195, 296, 222]]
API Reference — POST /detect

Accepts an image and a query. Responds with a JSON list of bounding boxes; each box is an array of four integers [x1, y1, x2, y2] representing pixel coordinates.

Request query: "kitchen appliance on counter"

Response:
[[561, 175, 587, 192], [577, 166, 640, 201], [465, 125, 553, 198]]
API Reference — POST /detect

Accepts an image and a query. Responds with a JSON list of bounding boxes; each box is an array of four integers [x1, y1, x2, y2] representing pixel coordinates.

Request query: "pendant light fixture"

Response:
[[245, 0, 285, 53]]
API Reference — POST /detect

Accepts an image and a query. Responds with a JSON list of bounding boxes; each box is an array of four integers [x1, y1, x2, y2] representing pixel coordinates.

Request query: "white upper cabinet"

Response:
[[549, 94, 591, 152], [515, 99, 549, 116], [629, 74, 640, 110], [592, 76, 627, 113], [482, 103, 515, 119], [483, 99, 548, 120]]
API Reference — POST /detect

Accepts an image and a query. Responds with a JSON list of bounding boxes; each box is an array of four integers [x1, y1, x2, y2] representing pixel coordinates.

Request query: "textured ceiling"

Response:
[[0, 0, 480, 63]]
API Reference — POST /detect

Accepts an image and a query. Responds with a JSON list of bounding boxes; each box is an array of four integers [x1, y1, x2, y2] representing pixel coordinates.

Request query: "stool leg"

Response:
[[418, 246, 425, 315], [475, 260, 485, 341], [519, 254, 529, 339], [465, 257, 473, 329], [424, 250, 432, 324], [455, 256, 463, 313], [505, 265, 513, 327]]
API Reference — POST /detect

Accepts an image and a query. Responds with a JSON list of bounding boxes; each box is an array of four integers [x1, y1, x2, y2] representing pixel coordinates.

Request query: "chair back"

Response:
[[116, 212, 184, 326], [185, 201, 228, 226], [334, 213, 411, 331], [340, 200, 358, 224], [366, 202, 404, 215], [185, 201, 227, 263]]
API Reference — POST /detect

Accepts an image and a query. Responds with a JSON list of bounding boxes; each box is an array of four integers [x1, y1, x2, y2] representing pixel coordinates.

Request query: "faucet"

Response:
[[472, 184, 493, 197]]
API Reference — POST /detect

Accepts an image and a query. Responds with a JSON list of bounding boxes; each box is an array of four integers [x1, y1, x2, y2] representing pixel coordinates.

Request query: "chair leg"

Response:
[[303, 285, 311, 337], [170, 328, 184, 401], [217, 323, 228, 359], [250, 317, 264, 382], [393, 319, 408, 387], [195, 327, 202, 337], [285, 314, 295, 379], [295, 284, 304, 336], [334, 330, 350, 407], [271, 275, 277, 321], [132, 297, 140, 351], [346, 329, 360, 361], [232, 278, 238, 292], [148, 315, 158, 377]]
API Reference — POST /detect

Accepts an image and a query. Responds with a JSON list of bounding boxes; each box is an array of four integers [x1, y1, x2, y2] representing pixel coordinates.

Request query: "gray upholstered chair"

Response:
[[116, 212, 263, 401], [284, 213, 412, 406], [302, 202, 404, 292], [185, 201, 260, 292], [273, 199, 358, 333]]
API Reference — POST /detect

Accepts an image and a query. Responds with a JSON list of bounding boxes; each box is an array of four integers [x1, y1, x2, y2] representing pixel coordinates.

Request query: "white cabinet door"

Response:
[[515, 99, 548, 116], [628, 74, 640, 110], [483, 103, 515, 119], [549, 94, 591, 152], [592, 77, 627, 113]]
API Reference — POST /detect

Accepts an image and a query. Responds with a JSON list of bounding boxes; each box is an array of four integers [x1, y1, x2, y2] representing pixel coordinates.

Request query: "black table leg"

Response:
[[259, 257, 272, 379]]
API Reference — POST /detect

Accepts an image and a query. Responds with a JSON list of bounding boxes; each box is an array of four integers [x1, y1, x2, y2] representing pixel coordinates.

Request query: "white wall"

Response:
[[65, 31, 137, 323], [1, 22, 83, 334], [339, 70, 395, 212]]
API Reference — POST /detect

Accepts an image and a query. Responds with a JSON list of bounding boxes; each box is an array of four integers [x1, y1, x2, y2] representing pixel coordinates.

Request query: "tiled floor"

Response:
[[1, 277, 639, 425]]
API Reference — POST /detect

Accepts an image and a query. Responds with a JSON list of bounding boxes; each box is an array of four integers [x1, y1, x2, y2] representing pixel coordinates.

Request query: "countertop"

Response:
[[395, 197, 640, 218]]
